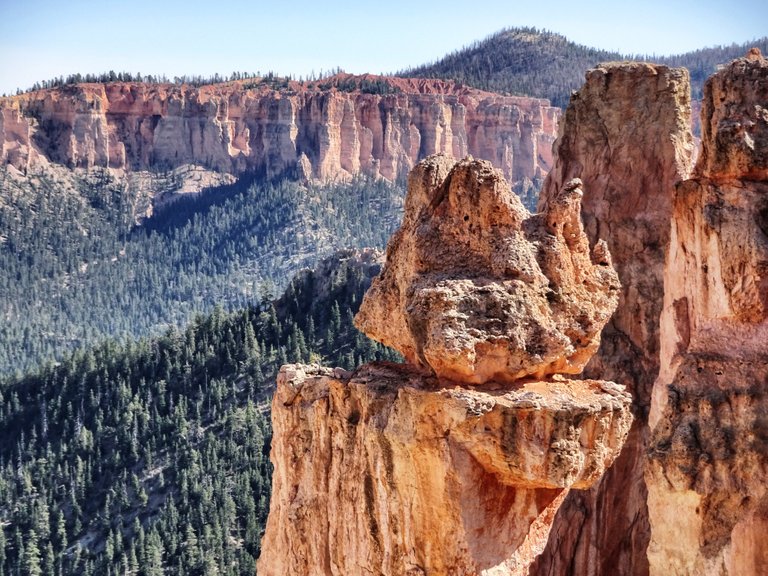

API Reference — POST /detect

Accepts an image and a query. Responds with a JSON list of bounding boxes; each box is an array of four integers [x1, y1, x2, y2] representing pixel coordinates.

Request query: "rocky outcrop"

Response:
[[0, 100, 37, 173], [0, 75, 559, 186], [259, 363, 632, 576], [695, 48, 768, 181], [354, 155, 619, 384], [258, 155, 632, 575], [530, 62, 695, 575], [646, 49, 768, 575]]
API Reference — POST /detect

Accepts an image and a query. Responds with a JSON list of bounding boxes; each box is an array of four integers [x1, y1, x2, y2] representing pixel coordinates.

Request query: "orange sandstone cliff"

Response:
[[257, 154, 633, 575], [646, 49, 768, 575], [530, 62, 695, 575], [0, 76, 559, 186], [260, 52, 767, 576]]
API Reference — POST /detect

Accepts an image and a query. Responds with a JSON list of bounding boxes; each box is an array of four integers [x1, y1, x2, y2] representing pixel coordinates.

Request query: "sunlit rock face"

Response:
[[354, 154, 619, 384], [258, 362, 632, 576], [530, 61, 695, 576], [0, 76, 559, 185], [258, 148, 632, 575], [646, 49, 768, 576]]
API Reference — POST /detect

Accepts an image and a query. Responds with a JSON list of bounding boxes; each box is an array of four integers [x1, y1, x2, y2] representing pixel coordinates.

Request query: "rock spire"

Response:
[[646, 49, 768, 576], [354, 154, 619, 384]]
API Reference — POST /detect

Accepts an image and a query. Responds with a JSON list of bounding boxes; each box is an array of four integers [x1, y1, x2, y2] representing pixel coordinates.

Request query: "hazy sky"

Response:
[[1, 0, 764, 95]]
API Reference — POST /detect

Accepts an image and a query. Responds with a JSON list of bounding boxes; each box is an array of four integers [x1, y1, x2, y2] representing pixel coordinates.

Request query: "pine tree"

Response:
[[41, 542, 54, 576], [23, 529, 42, 576]]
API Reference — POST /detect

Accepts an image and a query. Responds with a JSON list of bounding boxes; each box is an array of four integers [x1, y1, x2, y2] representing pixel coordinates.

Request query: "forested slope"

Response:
[[401, 27, 768, 107], [0, 250, 398, 575], [0, 168, 404, 374]]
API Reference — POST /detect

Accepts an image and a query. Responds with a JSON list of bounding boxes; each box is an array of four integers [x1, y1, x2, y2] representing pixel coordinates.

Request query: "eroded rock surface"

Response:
[[0, 75, 558, 186], [695, 47, 768, 181], [646, 50, 768, 576], [257, 363, 632, 576], [531, 62, 694, 576], [260, 152, 632, 574], [354, 154, 619, 384]]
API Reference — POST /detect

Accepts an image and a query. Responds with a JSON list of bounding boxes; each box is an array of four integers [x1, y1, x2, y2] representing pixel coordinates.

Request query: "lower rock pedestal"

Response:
[[257, 363, 632, 576]]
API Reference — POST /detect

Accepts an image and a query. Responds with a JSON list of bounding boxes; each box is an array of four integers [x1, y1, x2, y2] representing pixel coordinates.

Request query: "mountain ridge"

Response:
[[400, 26, 768, 107]]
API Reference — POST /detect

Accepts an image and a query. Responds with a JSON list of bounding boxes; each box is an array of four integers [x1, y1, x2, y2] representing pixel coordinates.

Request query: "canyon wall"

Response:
[[530, 62, 695, 575], [646, 48, 768, 575], [258, 155, 632, 575], [0, 76, 559, 185]]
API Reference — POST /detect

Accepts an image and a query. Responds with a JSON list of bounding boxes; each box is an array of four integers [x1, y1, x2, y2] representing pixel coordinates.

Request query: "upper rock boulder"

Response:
[[354, 154, 620, 384]]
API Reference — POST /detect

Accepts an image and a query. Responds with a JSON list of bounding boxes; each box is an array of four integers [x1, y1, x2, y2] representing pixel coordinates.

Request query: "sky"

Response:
[[0, 0, 765, 95]]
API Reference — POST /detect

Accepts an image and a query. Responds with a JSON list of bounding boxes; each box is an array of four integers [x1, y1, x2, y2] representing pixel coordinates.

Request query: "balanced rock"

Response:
[[354, 154, 620, 383]]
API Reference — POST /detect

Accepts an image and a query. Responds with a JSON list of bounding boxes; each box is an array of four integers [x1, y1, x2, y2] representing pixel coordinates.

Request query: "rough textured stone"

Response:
[[695, 48, 768, 181], [0, 75, 559, 186], [260, 133, 631, 575], [354, 154, 619, 384], [257, 363, 632, 576], [646, 50, 768, 576], [530, 62, 694, 576]]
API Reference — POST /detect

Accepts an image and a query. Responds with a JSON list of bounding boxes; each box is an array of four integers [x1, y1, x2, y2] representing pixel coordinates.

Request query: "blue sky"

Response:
[[0, 0, 764, 95]]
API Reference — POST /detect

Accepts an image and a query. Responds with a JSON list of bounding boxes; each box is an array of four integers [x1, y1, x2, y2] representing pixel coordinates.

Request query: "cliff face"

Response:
[[260, 363, 631, 576], [0, 76, 559, 185], [646, 49, 768, 575], [261, 54, 767, 576], [258, 155, 632, 575], [531, 62, 695, 576]]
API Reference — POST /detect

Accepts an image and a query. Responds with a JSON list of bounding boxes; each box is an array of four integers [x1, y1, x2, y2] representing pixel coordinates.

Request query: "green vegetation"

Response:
[[0, 250, 399, 575], [313, 76, 401, 95], [4, 27, 765, 575], [400, 26, 768, 107], [655, 42, 768, 100], [16, 72, 265, 94], [0, 167, 405, 374], [13, 27, 767, 105]]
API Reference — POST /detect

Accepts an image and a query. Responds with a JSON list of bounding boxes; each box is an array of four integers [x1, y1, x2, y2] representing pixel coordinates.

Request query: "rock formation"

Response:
[[354, 155, 619, 384], [646, 49, 768, 575], [260, 363, 631, 576], [530, 62, 695, 575], [257, 52, 767, 576], [0, 75, 559, 187], [258, 155, 633, 575]]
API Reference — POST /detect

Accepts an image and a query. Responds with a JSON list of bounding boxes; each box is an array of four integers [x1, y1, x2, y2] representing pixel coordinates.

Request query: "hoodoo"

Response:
[[257, 154, 633, 575], [530, 61, 695, 576], [646, 49, 768, 575], [354, 156, 620, 384]]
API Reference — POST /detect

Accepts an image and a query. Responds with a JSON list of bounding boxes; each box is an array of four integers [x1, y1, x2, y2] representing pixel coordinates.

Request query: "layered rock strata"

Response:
[[258, 155, 632, 575], [531, 62, 694, 575], [0, 75, 559, 185], [646, 49, 768, 575]]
